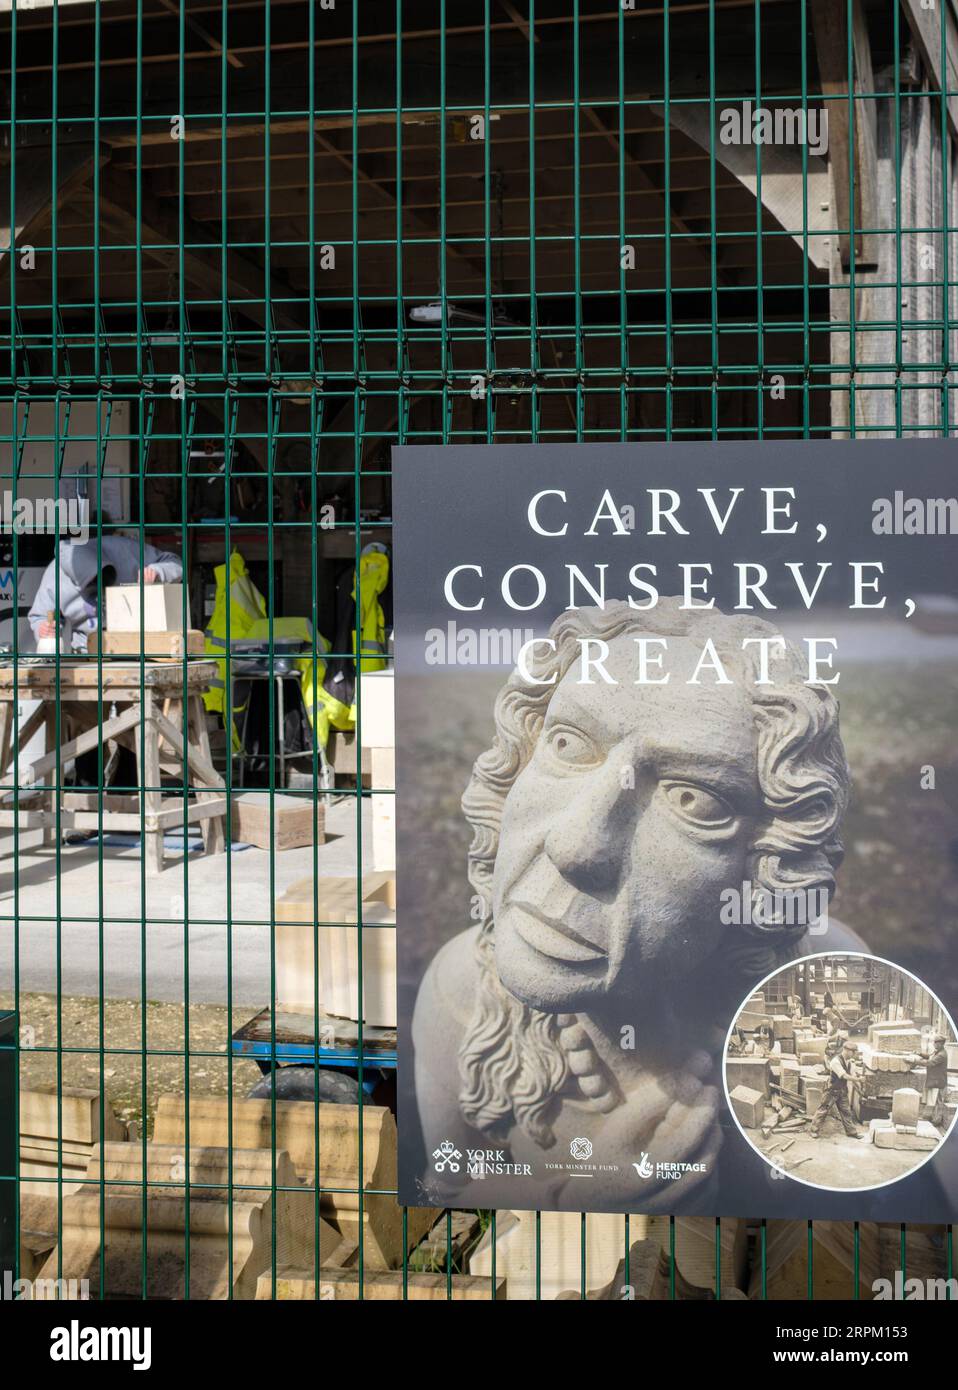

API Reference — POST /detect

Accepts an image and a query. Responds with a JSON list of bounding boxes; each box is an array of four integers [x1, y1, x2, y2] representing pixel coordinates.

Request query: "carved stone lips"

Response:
[[509, 900, 608, 965]]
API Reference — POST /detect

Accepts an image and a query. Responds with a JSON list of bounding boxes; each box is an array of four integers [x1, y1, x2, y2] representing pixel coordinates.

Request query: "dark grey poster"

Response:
[[392, 441, 958, 1221]]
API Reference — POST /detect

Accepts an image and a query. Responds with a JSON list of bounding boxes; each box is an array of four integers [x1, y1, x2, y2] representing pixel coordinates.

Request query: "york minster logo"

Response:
[[432, 1140, 462, 1173]]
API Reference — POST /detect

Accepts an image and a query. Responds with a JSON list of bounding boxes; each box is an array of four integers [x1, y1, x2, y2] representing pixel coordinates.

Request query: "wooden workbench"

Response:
[[0, 658, 227, 874]]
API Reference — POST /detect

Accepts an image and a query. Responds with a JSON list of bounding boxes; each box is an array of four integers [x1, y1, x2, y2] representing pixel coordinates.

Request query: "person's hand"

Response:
[[37, 620, 57, 638], [141, 566, 158, 584]]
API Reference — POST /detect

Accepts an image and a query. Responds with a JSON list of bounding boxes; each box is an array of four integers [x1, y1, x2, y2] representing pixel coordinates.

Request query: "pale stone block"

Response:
[[274, 872, 396, 1025], [873, 1120, 938, 1152], [870, 1028, 921, 1055], [469, 1209, 639, 1300], [20, 1086, 126, 1147], [231, 792, 323, 851], [780, 1059, 802, 1095], [356, 669, 394, 747], [891, 1087, 921, 1128], [270, 1268, 505, 1300], [35, 1143, 316, 1300], [804, 1081, 825, 1115], [752, 1221, 880, 1300], [867, 1019, 915, 1046], [19, 1087, 128, 1196], [370, 746, 395, 872], [860, 1045, 913, 1074], [737, 1009, 767, 1032], [729, 1085, 764, 1129], [153, 1096, 438, 1271], [105, 582, 189, 633], [648, 1215, 748, 1295]]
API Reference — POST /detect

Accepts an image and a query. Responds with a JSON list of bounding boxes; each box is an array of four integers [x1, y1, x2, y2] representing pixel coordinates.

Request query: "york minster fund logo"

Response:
[[569, 1137, 593, 1161]]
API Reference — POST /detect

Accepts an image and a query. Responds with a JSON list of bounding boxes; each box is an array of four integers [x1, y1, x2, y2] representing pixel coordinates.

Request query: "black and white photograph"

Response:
[[725, 954, 958, 1191]]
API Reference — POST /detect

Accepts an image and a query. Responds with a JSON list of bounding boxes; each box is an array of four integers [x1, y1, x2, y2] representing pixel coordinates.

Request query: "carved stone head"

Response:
[[457, 599, 851, 1146]]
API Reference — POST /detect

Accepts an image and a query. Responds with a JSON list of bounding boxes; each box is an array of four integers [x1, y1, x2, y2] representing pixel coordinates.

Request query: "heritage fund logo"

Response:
[[632, 1155, 708, 1183]]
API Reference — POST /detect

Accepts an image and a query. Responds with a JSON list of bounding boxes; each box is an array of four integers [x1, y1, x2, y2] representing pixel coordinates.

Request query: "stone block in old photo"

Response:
[[870, 1027, 921, 1055], [872, 1119, 939, 1152], [891, 1087, 921, 1128], [730, 1085, 765, 1129], [780, 1059, 802, 1096], [725, 1056, 770, 1098], [804, 1081, 825, 1115]]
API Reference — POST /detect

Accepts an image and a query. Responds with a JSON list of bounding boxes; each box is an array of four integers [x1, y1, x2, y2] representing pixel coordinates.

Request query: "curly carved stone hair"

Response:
[[457, 599, 851, 1147]]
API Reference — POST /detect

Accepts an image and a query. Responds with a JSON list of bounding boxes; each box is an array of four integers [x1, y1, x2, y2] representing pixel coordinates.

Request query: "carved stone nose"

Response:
[[543, 769, 628, 897]]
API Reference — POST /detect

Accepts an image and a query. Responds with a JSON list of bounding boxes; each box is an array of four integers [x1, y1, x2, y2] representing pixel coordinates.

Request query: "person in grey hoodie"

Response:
[[28, 534, 183, 651]]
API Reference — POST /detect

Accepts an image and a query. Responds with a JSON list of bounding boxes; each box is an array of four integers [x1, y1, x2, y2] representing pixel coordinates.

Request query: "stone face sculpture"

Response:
[[412, 599, 856, 1210]]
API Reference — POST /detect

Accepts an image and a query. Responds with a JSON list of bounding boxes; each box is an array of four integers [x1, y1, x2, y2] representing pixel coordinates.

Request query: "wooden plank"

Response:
[[152, 708, 224, 790], [62, 791, 140, 814], [88, 629, 205, 659], [810, 0, 878, 271], [18, 705, 141, 787], [1, 702, 50, 775], [98, 163, 305, 334], [189, 693, 226, 856], [135, 693, 163, 874], [0, 144, 100, 261], [153, 798, 230, 828], [900, 0, 958, 142], [0, 659, 218, 691], [0, 803, 226, 832]]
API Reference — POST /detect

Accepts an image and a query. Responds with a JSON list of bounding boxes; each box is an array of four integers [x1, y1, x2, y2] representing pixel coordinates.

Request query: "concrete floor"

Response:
[[0, 796, 375, 1005]]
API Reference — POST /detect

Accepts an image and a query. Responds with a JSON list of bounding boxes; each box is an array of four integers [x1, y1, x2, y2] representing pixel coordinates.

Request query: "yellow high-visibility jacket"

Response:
[[203, 552, 267, 730], [353, 547, 390, 673], [203, 550, 353, 748]]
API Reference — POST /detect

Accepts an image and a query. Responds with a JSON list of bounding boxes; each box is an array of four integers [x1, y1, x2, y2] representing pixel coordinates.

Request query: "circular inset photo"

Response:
[[723, 952, 958, 1191]]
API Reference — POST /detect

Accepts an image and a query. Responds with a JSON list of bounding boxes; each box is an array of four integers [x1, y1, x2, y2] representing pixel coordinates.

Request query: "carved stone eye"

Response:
[[544, 724, 600, 767], [663, 780, 734, 828]]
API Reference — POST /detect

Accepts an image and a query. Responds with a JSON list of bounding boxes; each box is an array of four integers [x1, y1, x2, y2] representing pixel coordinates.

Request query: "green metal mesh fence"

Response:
[[0, 0, 953, 1300]]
